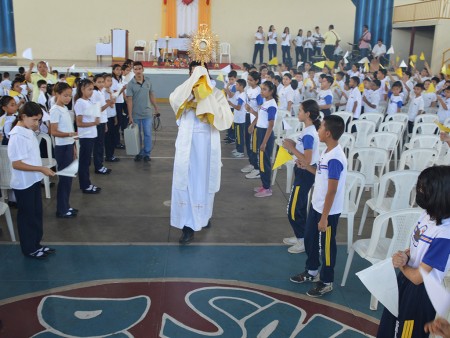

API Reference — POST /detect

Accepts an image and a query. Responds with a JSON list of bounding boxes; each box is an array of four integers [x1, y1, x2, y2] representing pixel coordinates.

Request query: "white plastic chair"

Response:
[[385, 112, 409, 125], [0, 201, 15, 241], [133, 40, 146, 61], [379, 120, 407, 151], [360, 112, 384, 130], [0, 146, 12, 200], [147, 40, 157, 61], [425, 106, 438, 115], [37, 133, 57, 199], [409, 122, 439, 138], [368, 132, 399, 171], [348, 120, 376, 148], [341, 208, 423, 310], [338, 133, 355, 156], [436, 142, 450, 165], [341, 171, 365, 252], [219, 42, 231, 63], [398, 148, 438, 171], [358, 170, 420, 236], [414, 114, 439, 124], [404, 134, 442, 153], [333, 111, 353, 131], [348, 147, 389, 197]]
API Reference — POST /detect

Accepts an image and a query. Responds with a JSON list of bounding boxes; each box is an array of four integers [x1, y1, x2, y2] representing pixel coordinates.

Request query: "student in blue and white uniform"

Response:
[[8, 102, 56, 259], [386, 81, 404, 116], [294, 29, 304, 65], [267, 25, 278, 61], [437, 86, 450, 123], [224, 70, 238, 144], [318, 75, 334, 117], [247, 81, 278, 197], [377, 166, 450, 338], [281, 27, 292, 67], [278, 73, 295, 113], [252, 26, 265, 65], [362, 79, 382, 113], [407, 83, 425, 133], [290, 114, 347, 298], [228, 79, 247, 158], [282, 99, 320, 254], [346, 77, 362, 132], [242, 71, 264, 178]]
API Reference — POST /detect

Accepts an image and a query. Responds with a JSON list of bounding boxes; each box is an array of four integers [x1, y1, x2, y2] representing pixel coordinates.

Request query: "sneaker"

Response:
[[245, 169, 260, 179], [241, 164, 254, 173], [290, 271, 319, 284], [95, 167, 112, 175], [232, 152, 245, 158], [288, 241, 305, 254], [253, 186, 264, 192], [143, 156, 151, 162], [306, 282, 333, 297], [254, 188, 272, 197], [105, 156, 121, 162], [232, 149, 239, 154], [283, 236, 299, 245]]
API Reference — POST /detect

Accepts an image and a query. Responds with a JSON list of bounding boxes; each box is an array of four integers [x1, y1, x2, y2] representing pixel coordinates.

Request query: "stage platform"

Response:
[[0, 58, 240, 99]]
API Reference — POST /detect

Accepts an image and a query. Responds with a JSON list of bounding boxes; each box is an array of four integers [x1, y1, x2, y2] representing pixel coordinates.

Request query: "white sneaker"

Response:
[[232, 149, 238, 154], [241, 164, 254, 173], [288, 241, 305, 254], [283, 236, 298, 245], [232, 152, 245, 158], [245, 169, 260, 179]]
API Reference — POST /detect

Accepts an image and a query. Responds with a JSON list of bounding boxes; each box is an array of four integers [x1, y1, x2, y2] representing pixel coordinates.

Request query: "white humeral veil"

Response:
[[169, 66, 233, 231]]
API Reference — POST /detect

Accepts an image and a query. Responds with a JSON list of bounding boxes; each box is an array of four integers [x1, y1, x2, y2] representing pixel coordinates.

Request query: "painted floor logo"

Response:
[[0, 281, 377, 337]]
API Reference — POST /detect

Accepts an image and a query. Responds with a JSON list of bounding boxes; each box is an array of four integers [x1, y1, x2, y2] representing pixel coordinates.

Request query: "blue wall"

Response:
[[352, 0, 394, 49], [0, 0, 16, 56]]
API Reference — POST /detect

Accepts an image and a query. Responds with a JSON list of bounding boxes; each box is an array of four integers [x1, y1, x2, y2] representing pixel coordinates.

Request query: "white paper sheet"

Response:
[[69, 64, 76, 70], [420, 268, 450, 317], [282, 119, 292, 131], [22, 48, 33, 60], [387, 46, 395, 55], [358, 57, 369, 64], [356, 258, 399, 317], [220, 65, 231, 74], [56, 159, 79, 177], [399, 60, 407, 68], [297, 62, 304, 68]]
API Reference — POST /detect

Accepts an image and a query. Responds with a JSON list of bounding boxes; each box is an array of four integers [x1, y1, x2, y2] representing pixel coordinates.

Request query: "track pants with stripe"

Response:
[[234, 122, 245, 153], [377, 272, 435, 338], [287, 166, 315, 238], [304, 208, 340, 283], [256, 128, 274, 189]]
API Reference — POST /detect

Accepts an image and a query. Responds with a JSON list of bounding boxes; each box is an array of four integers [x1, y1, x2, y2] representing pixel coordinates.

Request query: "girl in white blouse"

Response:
[[267, 25, 278, 61], [281, 27, 292, 67], [252, 26, 265, 65]]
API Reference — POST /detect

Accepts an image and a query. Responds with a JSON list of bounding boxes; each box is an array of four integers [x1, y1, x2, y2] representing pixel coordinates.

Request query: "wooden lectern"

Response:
[[111, 29, 129, 62]]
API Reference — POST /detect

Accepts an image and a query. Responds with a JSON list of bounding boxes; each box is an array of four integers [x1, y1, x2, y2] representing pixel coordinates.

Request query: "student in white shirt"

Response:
[[49, 82, 78, 218], [252, 26, 265, 65], [36, 80, 49, 110], [304, 70, 318, 100], [281, 27, 292, 67], [303, 32, 314, 62], [291, 79, 302, 107], [246, 81, 278, 197], [9, 80, 27, 110], [291, 114, 347, 297], [386, 81, 404, 115], [103, 74, 119, 163], [337, 81, 350, 112], [318, 75, 334, 116], [282, 99, 320, 254], [74, 79, 101, 194], [362, 79, 382, 113], [8, 102, 56, 259], [437, 86, 450, 123], [112, 64, 126, 149], [1, 72, 12, 96], [312, 26, 323, 56], [294, 29, 304, 65], [91, 74, 112, 175], [278, 73, 295, 112], [376, 69, 390, 101], [346, 76, 362, 122], [371, 39, 387, 65], [407, 83, 425, 133], [228, 79, 247, 158], [267, 25, 278, 61], [423, 80, 438, 109], [1, 96, 18, 145]]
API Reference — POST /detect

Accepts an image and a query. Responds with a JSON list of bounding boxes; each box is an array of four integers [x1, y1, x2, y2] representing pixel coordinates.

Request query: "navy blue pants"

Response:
[[115, 103, 126, 145], [268, 44, 277, 60], [287, 166, 315, 238], [54, 143, 74, 214], [282, 45, 291, 67], [94, 123, 106, 171], [304, 208, 340, 283], [252, 44, 264, 64], [377, 272, 435, 338], [14, 182, 43, 255], [234, 122, 245, 153], [79, 138, 95, 190], [227, 122, 235, 141], [295, 46, 304, 64], [256, 128, 274, 189], [105, 117, 117, 159]]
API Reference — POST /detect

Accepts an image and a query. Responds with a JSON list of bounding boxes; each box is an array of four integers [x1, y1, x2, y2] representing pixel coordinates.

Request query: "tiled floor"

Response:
[[0, 104, 383, 337]]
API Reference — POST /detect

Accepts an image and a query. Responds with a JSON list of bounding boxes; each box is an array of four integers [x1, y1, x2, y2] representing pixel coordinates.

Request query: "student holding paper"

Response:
[[377, 166, 450, 338], [74, 79, 102, 194], [50, 82, 78, 218]]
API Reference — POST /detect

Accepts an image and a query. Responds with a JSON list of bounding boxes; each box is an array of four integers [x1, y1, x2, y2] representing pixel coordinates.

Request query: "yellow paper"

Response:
[[435, 121, 450, 133], [268, 57, 278, 66], [442, 64, 450, 76], [410, 60, 415, 68], [66, 76, 76, 87], [314, 61, 325, 69], [364, 62, 369, 72], [409, 55, 417, 63], [273, 146, 293, 170], [87, 71, 93, 77], [8, 90, 20, 97], [358, 83, 365, 92], [420, 52, 425, 61], [216, 73, 224, 82], [426, 82, 436, 93], [325, 61, 335, 69], [395, 67, 403, 78]]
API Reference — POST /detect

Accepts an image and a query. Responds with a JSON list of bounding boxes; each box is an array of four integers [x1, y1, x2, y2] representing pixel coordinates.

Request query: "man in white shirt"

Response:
[[372, 39, 387, 65], [312, 26, 323, 56]]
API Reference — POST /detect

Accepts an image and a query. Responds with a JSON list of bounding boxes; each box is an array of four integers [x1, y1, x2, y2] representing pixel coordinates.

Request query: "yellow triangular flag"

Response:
[[364, 62, 369, 72], [216, 73, 224, 82], [8, 90, 20, 97], [396, 56, 400, 63], [410, 60, 415, 68], [87, 71, 93, 77], [273, 146, 293, 170], [358, 83, 364, 92], [442, 64, 450, 76], [435, 121, 450, 133], [325, 61, 335, 69], [426, 82, 436, 93], [66, 76, 76, 87], [395, 67, 403, 78], [268, 57, 278, 66], [314, 61, 326, 69], [420, 52, 425, 61], [409, 55, 417, 63]]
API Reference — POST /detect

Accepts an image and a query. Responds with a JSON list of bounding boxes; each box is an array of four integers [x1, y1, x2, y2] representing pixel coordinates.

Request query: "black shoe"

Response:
[[41, 246, 56, 254], [144, 156, 151, 162], [105, 157, 121, 162], [204, 220, 212, 229], [225, 140, 235, 144], [56, 211, 77, 218], [95, 167, 112, 175], [68, 208, 79, 214], [7, 201, 17, 208], [115, 144, 125, 149], [179, 227, 194, 244], [82, 185, 101, 194], [134, 155, 143, 162], [27, 250, 47, 260]]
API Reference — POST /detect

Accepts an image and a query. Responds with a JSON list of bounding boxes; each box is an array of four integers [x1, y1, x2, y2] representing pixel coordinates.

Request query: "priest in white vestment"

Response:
[[169, 62, 233, 244]]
